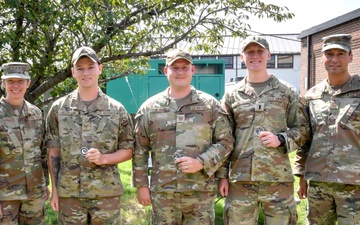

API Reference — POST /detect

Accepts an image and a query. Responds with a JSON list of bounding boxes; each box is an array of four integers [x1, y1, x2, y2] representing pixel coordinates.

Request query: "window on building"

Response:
[[201, 56, 217, 60], [278, 55, 293, 68], [267, 55, 275, 68], [241, 60, 246, 69], [219, 56, 234, 69]]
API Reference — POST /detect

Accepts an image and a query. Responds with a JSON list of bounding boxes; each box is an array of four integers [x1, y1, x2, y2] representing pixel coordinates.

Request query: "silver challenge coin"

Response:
[[173, 149, 184, 161], [255, 126, 265, 135], [80, 147, 89, 156]]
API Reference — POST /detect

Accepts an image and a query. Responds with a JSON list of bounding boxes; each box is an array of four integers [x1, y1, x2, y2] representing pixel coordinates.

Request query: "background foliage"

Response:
[[1, 0, 293, 107]]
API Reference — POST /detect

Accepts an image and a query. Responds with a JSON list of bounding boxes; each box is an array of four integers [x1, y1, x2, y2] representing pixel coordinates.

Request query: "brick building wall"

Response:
[[299, 17, 360, 95]]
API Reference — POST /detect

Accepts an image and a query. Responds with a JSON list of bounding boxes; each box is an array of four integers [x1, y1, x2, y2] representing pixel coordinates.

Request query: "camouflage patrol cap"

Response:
[[322, 34, 352, 52], [240, 35, 269, 52], [166, 49, 193, 66], [71, 46, 100, 65], [1, 62, 31, 80]]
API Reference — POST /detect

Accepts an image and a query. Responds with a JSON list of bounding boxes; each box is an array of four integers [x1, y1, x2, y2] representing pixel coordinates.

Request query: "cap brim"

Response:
[[322, 44, 350, 52], [72, 53, 97, 65], [1, 73, 30, 80], [241, 41, 267, 52], [166, 57, 192, 66]]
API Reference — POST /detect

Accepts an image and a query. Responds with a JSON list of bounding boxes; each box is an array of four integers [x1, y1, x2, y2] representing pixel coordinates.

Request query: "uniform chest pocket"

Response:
[[97, 115, 121, 149], [149, 108, 175, 133], [308, 99, 327, 129], [266, 98, 289, 117], [27, 116, 43, 145], [58, 115, 81, 144], [232, 101, 254, 129], [176, 109, 213, 149], [0, 129, 15, 155], [148, 109, 176, 146], [0, 117, 24, 155]]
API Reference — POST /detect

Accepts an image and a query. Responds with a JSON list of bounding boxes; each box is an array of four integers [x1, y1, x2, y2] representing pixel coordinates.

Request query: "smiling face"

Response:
[[322, 48, 352, 76], [3, 78, 30, 105], [164, 58, 195, 91], [71, 56, 102, 90], [241, 43, 270, 73]]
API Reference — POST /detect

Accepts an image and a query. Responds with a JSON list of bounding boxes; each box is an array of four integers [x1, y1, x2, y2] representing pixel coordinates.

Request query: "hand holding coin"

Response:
[[259, 131, 281, 148], [80, 147, 88, 156], [86, 148, 101, 164], [174, 156, 204, 173], [255, 126, 265, 136]]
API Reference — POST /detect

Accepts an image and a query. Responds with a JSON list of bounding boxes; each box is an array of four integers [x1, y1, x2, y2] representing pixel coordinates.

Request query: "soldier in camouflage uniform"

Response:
[[295, 34, 360, 225], [219, 36, 310, 225], [0, 62, 49, 224], [132, 48, 234, 225], [46, 46, 134, 225]]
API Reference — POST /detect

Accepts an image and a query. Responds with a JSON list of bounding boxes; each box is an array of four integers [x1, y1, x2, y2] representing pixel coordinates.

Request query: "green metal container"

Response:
[[106, 59, 225, 114]]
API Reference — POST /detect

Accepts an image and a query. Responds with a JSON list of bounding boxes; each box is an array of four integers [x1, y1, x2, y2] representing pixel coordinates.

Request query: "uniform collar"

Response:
[[0, 97, 30, 117], [160, 86, 200, 106], [68, 88, 107, 112], [237, 74, 280, 97]]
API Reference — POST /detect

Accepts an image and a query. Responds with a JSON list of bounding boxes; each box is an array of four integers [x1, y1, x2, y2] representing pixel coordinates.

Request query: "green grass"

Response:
[[45, 152, 307, 224]]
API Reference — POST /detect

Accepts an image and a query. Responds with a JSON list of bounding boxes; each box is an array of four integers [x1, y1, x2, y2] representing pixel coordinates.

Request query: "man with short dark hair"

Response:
[[46, 46, 134, 224], [295, 34, 360, 225]]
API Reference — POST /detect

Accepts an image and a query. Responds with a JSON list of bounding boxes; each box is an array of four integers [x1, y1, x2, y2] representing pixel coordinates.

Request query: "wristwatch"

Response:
[[277, 134, 286, 146]]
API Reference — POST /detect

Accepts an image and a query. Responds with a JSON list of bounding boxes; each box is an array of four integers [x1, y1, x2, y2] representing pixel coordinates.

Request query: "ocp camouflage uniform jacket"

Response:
[[294, 75, 360, 185], [46, 89, 134, 198], [0, 97, 46, 200], [221, 75, 310, 183], [132, 87, 234, 192]]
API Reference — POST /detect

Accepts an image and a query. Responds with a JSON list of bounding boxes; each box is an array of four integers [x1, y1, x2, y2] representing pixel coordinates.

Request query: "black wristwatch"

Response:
[[277, 134, 286, 147]]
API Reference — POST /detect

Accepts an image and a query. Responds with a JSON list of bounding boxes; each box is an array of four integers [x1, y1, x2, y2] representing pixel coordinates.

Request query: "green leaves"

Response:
[[0, 0, 294, 106]]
